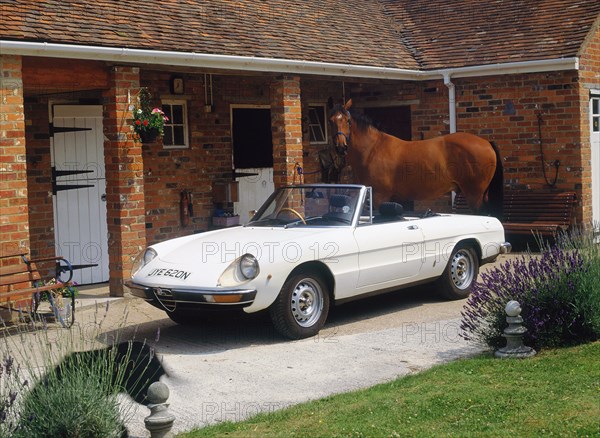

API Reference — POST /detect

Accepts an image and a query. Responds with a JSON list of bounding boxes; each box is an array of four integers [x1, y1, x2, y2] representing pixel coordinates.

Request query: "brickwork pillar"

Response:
[[103, 67, 146, 296], [0, 55, 30, 255], [270, 75, 303, 187]]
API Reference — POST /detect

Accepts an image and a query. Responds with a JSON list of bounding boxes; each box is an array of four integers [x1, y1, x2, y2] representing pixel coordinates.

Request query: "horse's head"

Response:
[[329, 99, 353, 155]]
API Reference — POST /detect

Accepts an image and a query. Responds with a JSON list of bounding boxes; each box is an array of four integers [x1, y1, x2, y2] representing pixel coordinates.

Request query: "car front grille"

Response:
[[153, 287, 176, 311]]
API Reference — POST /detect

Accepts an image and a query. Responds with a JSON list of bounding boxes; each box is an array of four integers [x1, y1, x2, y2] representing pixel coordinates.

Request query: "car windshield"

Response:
[[248, 185, 364, 227]]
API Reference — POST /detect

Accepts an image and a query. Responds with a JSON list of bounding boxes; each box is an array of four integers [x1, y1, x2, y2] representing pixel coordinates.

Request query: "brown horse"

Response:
[[330, 100, 503, 217]]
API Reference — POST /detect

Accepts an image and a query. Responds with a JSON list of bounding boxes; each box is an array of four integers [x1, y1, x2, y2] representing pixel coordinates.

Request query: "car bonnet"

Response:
[[151, 226, 338, 267]]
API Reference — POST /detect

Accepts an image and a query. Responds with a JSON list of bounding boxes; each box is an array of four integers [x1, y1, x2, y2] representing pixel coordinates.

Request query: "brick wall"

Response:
[[139, 72, 213, 242], [17, 60, 595, 268], [270, 75, 303, 187], [102, 67, 146, 295], [139, 72, 273, 244], [454, 72, 582, 189], [139, 73, 305, 244], [0, 55, 29, 254], [578, 22, 600, 226]]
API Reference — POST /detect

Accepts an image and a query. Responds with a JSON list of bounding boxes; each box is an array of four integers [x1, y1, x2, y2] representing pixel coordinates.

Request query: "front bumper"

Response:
[[125, 280, 257, 311], [499, 242, 512, 254], [482, 241, 512, 265]]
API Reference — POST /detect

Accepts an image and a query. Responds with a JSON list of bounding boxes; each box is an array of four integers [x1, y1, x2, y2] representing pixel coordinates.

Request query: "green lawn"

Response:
[[179, 342, 600, 437]]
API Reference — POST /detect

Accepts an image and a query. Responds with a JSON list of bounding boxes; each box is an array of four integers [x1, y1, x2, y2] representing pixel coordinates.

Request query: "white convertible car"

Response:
[[127, 184, 510, 339]]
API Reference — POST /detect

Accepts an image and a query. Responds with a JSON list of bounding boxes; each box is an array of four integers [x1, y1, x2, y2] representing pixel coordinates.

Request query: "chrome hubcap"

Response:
[[450, 250, 474, 290], [290, 278, 323, 327]]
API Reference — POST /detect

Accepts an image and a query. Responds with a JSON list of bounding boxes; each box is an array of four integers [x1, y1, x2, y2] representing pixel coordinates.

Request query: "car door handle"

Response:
[[407, 225, 419, 230]]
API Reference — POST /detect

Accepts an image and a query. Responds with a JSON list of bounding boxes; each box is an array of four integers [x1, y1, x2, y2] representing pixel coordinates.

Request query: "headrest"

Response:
[[330, 194, 350, 208], [379, 202, 403, 217]]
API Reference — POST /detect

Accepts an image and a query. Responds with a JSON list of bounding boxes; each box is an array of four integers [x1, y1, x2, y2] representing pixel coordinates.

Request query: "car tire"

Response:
[[437, 242, 479, 300], [269, 272, 330, 340]]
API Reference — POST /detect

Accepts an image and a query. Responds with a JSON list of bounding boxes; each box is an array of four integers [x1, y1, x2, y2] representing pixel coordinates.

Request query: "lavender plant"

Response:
[[461, 230, 600, 350], [0, 356, 28, 438]]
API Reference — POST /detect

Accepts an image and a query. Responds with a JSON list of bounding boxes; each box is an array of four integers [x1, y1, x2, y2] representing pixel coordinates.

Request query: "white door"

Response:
[[591, 96, 600, 229], [51, 105, 109, 285], [354, 223, 424, 289], [235, 168, 274, 223]]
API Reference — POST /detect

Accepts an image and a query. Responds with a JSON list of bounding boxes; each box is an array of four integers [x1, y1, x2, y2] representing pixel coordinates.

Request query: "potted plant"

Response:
[[34, 278, 78, 327], [132, 88, 169, 143]]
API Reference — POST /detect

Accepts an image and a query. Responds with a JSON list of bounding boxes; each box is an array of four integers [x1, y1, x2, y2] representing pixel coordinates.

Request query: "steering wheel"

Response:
[[276, 207, 306, 224]]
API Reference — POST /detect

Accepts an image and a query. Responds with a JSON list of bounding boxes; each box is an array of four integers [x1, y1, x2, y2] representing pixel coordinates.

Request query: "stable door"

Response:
[[51, 105, 109, 285]]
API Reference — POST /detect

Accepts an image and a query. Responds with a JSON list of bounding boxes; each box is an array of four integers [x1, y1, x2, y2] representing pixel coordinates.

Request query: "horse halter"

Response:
[[334, 110, 351, 154]]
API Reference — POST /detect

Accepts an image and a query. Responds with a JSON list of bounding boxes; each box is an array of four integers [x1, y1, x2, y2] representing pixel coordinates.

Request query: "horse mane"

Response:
[[330, 104, 374, 133]]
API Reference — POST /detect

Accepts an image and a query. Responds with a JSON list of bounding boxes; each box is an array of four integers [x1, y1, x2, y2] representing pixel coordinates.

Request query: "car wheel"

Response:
[[437, 242, 479, 300], [269, 272, 330, 340]]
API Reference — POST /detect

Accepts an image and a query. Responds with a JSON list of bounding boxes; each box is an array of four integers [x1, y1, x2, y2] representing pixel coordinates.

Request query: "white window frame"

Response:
[[308, 103, 328, 145], [592, 93, 599, 133], [161, 99, 189, 149]]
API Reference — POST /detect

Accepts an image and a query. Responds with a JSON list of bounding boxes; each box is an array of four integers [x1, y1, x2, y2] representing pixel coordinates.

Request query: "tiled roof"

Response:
[[380, 0, 600, 69], [0, 0, 418, 70], [0, 0, 598, 71]]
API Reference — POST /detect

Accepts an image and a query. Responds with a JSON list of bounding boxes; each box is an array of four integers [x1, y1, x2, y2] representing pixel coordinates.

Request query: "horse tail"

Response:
[[485, 141, 504, 220]]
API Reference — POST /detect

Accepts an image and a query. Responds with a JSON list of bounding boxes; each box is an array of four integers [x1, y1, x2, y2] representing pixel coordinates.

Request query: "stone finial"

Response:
[[495, 300, 536, 359], [144, 382, 176, 438]]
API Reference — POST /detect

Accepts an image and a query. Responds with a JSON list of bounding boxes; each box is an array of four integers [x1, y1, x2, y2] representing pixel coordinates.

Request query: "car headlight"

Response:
[[217, 253, 260, 286], [131, 248, 157, 276], [240, 254, 259, 280]]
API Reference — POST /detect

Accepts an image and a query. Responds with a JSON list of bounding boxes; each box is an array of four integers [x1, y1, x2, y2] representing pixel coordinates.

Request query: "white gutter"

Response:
[[435, 57, 579, 79], [0, 40, 579, 81], [0, 41, 424, 81]]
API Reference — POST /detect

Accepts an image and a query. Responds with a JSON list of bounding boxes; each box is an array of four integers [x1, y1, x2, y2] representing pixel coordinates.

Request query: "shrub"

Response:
[[1, 305, 162, 438], [0, 356, 28, 438], [14, 359, 128, 438], [461, 228, 600, 350]]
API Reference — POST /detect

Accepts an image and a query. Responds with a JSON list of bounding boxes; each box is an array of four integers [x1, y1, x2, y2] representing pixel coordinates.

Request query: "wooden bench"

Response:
[[453, 190, 577, 236], [0, 248, 74, 325], [502, 191, 577, 236]]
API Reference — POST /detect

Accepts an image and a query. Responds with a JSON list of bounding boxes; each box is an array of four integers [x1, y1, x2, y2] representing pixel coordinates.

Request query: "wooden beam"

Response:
[[22, 57, 109, 92]]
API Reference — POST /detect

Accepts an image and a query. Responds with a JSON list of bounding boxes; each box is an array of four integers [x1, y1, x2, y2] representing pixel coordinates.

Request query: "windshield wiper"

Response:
[[284, 216, 323, 229]]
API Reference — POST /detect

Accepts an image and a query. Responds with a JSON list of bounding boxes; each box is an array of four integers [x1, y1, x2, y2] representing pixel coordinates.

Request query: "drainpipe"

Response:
[[443, 72, 458, 205], [443, 72, 457, 134]]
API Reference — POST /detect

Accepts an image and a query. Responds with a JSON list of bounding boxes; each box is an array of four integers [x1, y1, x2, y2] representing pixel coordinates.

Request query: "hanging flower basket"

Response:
[[139, 128, 160, 144], [132, 88, 168, 143]]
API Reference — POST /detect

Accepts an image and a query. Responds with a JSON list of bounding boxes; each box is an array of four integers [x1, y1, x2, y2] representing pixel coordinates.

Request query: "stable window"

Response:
[[161, 100, 189, 149], [308, 104, 328, 144]]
